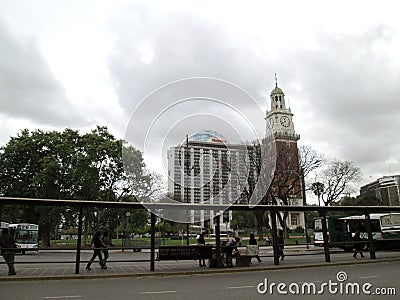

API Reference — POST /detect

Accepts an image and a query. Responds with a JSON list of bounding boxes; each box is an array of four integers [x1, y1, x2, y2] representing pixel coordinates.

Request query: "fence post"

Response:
[[364, 211, 376, 259], [75, 206, 83, 274], [320, 210, 331, 262], [150, 212, 156, 272], [270, 208, 279, 266]]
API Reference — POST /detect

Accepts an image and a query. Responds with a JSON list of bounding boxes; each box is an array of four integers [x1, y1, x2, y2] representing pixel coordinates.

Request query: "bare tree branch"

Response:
[[320, 160, 362, 205]]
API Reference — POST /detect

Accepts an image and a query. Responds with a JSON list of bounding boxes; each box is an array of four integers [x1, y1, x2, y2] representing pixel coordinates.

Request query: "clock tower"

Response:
[[266, 74, 298, 139], [265, 75, 303, 230]]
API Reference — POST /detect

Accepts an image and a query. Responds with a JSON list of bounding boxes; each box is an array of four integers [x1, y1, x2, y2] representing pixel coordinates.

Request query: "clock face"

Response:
[[280, 116, 290, 127]]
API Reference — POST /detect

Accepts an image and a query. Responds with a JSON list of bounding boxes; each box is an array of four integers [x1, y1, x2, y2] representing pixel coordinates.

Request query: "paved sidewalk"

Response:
[[1, 246, 400, 281]]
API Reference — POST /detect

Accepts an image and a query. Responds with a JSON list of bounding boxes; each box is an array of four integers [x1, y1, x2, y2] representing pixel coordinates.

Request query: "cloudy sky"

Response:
[[1, 0, 400, 202]]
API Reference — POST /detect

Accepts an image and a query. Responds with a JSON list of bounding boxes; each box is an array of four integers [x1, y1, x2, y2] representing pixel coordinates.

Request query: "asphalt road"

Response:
[[0, 261, 398, 300]]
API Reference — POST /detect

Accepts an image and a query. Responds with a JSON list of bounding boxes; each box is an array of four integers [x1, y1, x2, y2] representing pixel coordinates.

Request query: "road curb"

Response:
[[1, 258, 400, 282]]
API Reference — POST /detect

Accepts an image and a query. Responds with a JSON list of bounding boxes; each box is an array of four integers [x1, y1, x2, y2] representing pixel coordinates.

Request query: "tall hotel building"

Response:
[[167, 130, 247, 231]]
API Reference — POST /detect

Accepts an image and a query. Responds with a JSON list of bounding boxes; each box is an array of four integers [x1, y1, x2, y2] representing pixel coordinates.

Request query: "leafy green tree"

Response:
[[0, 126, 156, 246], [230, 211, 255, 231], [0, 129, 78, 245]]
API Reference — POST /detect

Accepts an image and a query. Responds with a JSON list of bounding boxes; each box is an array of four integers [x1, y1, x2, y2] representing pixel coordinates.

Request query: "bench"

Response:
[[158, 245, 213, 261]]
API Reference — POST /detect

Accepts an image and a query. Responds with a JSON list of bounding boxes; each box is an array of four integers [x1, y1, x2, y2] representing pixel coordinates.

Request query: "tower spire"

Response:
[[275, 73, 278, 88]]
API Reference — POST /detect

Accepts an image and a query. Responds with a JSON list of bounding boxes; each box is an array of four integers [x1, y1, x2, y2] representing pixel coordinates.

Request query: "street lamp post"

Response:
[[122, 211, 131, 252], [185, 135, 190, 245]]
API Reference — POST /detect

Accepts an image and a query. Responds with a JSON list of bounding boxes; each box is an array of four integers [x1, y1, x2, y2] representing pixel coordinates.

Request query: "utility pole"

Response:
[[185, 135, 190, 245]]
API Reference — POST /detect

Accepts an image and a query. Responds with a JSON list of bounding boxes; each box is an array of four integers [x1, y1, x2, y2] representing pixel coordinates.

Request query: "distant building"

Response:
[[167, 130, 250, 232], [360, 175, 400, 206]]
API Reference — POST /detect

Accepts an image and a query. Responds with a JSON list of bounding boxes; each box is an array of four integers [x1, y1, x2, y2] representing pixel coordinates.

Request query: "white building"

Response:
[[167, 130, 247, 232]]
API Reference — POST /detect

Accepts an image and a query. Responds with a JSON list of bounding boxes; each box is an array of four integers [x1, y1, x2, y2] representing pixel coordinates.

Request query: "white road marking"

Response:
[[42, 296, 82, 299], [140, 291, 176, 295], [227, 285, 255, 289]]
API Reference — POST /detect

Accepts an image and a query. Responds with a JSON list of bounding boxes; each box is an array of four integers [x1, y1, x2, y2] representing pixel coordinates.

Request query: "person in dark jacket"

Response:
[[86, 231, 106, 270], [0, 228, 16, 275], [248, 233, 262, 263], [352, 231, 365, 258], [196, 233, 207, 267]]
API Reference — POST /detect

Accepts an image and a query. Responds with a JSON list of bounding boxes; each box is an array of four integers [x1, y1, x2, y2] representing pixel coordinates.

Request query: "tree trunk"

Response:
[[41, 228, 51, 247], [254, 210, 265, 239]]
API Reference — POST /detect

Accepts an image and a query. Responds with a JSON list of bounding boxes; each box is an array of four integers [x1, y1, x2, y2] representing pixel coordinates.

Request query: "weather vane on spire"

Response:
[[275, 73, 278, 88]]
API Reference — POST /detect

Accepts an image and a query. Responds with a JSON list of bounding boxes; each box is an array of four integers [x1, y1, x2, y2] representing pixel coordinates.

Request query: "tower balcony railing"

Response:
[[272, 131, 300, 141]]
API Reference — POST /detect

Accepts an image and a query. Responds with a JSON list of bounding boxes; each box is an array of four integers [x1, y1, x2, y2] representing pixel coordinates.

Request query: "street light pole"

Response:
[[185, 135, 190, 245]]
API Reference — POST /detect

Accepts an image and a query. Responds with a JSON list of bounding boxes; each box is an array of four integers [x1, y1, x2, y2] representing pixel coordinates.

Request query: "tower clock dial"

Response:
[[280, 116, 290, 127]]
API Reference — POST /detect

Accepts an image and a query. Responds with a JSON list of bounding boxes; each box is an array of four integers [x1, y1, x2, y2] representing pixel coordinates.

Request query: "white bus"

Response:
[[314, 213, 400, 251], [0, 222, 9, 230], [9, 223, 39, 254]]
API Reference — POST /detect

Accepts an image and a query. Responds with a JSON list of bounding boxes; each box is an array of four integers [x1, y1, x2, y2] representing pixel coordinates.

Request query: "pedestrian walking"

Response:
[[86, 231, 106, 270], [0, 228, 17, 275], [352, 231, 365, 258], [102, 231, 111, 268]]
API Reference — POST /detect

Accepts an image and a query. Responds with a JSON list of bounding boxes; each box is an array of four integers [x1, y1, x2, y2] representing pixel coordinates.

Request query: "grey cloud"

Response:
[[107, 8, 280, 114], [107, 6, 284, 165], [287, 25, 400, 173], [107, 6, 399, 179], [0, 22, 90, 127]]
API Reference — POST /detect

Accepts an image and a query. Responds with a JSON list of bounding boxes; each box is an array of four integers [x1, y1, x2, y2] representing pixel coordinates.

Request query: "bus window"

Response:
[[333, 220, 344, 232], [314, 218, 323, 231], [356, 220, 380, 233], [381, 214, 400, 228], [348, 220, 361, 232], [15, 229, 38, 244]]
